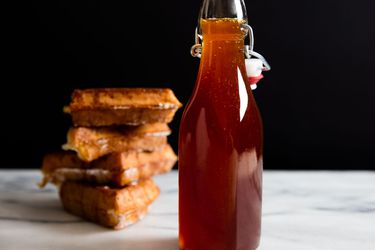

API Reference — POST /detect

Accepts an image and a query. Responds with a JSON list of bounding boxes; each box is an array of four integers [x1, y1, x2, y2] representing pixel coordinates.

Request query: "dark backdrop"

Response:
[[2, 0, 375, 170]]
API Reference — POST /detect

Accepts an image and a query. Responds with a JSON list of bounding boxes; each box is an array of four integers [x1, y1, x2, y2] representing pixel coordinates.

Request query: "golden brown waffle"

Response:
[[59, 179, 160, 229], [40, 145, 177, 187], [62, 123, 170, 162], [64, 88, 182, 127]]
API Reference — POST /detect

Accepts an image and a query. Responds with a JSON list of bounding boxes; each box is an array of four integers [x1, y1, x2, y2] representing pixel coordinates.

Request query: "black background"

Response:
[[2, 0, 375, 170]]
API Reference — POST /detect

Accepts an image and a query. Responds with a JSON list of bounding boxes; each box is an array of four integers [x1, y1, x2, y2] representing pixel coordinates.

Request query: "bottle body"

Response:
[[179, 18, 263, 250]]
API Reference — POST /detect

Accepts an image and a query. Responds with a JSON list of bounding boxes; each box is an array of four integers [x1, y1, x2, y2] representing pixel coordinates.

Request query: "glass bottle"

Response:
[[178, 0, 263, 249]]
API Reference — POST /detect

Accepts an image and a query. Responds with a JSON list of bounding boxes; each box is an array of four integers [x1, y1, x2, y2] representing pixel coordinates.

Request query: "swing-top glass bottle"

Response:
[[179, 0, 264, 249]]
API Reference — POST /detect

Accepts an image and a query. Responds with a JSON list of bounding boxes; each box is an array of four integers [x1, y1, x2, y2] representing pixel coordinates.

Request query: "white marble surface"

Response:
[[0, 170, 374, 250]]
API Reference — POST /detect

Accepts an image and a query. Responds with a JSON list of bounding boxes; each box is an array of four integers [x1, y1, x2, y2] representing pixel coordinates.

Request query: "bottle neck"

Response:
[[200, 18, 246, 68], [197, 18, 249, 93], [198, 0, 248, 65], [195, 1, 250, 89]]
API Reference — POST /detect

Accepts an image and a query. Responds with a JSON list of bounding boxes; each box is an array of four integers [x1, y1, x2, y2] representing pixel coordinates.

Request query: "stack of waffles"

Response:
[[40, 88, 182, 229]]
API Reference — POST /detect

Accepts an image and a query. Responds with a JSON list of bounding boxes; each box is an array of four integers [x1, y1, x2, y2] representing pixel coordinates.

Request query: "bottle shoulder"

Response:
[[180, 88, 262, 130]]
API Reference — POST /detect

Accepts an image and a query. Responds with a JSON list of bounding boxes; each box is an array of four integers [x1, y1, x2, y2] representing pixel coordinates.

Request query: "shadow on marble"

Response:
[[92, 237, 179, 250], [25, 234, 180, 250]]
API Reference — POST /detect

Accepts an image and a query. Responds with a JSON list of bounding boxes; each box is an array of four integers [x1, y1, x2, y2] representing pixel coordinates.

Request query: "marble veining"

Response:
[[0, 170, 374, 250]]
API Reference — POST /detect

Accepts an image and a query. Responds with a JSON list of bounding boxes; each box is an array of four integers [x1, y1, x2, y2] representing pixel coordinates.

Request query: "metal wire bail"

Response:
[[191, 28, 202, 58], [241, 24, 271, 71]]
